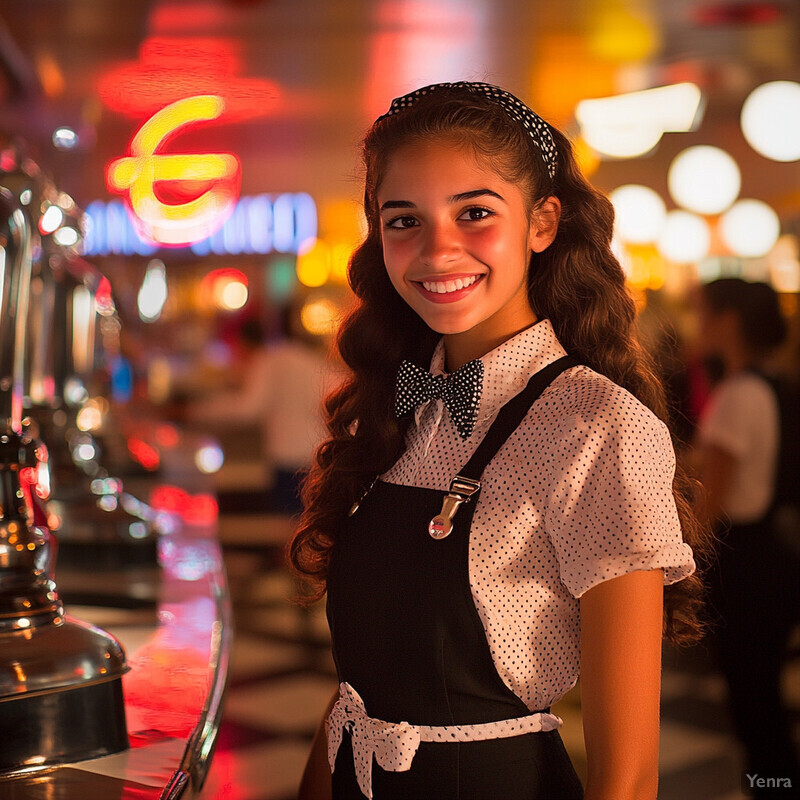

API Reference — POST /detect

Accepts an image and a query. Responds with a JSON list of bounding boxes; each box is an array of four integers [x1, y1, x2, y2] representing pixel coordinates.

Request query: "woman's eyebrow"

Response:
[[449, 188, 505, 203], [380, 189, 505, 212], [379, 200, 414, 211]]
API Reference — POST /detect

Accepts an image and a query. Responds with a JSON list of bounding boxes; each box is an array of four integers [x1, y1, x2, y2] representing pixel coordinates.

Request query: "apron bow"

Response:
[[326, 682, 420, 799]]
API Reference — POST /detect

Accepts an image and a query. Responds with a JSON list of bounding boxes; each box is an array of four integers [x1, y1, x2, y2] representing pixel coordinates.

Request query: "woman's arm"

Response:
[[579, 568, 664, 800], [297, 689, 338, 800]]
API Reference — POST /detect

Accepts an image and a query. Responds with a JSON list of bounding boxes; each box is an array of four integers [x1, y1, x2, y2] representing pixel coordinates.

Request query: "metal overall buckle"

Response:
[[428, 476, 481, 540]]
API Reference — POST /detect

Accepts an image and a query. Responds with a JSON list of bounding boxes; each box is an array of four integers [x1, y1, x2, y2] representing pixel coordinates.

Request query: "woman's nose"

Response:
[[420, 221, 460, 267]]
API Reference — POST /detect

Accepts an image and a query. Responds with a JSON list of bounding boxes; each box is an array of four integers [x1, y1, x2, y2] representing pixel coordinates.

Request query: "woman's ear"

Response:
[[528, 196, 561, 253]]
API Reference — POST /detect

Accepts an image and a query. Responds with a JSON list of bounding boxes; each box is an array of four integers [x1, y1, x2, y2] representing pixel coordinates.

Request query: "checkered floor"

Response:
[[199, 510, 800, 800]]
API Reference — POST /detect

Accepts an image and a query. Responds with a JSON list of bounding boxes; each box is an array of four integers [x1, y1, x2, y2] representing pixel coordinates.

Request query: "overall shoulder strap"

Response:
[[459, 354, 578, 481]]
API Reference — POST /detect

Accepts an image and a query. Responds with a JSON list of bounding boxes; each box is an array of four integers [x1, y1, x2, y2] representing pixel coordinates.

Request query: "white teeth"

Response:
[[421, 275, 480, 293]]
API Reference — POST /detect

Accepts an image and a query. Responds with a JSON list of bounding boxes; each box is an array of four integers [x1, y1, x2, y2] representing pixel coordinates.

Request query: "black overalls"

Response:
[[327, 357, 585, 800]]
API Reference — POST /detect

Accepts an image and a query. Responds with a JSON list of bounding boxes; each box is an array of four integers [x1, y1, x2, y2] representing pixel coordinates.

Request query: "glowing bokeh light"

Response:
[[155, 424, 180, 448], [71, 288, 95, 376], [64, 377, 89, 406], [36, 51, 64, 98], [609, 184, 666, 244], [215, 279, 248, 311], [300, 297, 339, 337], [77, 398, 108, 433], [195, 444, 225, 475], [296, 239, 330, 287], [98, 495, 118, 512], [149, 485, 218, 525], [767, 236, 800, 293], [741, 81, 800, 162], [95, 276, 116, 316], [267, 256, 298, 302], [719, 199, 780, 258], [577, 83, 703, 158], [657, 210, 711, 263], [138, 259, 168, 322], [771, 260, 800, 293], [53, 226, 80, 247], [150, 485, 191, 515], [76, 405, 103, 433], [106, 95, 241, 246], [75, 443, 96, 462], [201, 268, 249, 311], [667, 145, 741, 215], [330, 242, 353, 283], [52, 127, 79, 150], [39, 204, 63, 234], [128, 438, 160, 471]]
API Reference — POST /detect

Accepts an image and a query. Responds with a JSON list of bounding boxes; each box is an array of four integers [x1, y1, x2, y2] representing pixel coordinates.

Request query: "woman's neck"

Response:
[[443, 317, 540, 372]]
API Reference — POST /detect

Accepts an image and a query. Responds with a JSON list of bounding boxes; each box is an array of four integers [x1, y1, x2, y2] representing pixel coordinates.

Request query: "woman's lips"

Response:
[[414, 273, 485, 304]]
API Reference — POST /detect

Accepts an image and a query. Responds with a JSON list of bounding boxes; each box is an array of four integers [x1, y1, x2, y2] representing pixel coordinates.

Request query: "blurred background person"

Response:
[[189, 301, 340, 515], [691, 277, 799, 794]]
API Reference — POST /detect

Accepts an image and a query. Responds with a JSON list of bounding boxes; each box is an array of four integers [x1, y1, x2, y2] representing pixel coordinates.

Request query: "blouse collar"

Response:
[[428, 319, 568, 423]]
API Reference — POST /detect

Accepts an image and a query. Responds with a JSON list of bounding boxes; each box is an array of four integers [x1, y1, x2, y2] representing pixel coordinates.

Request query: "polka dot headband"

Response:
[[377, 82, 558, 181]]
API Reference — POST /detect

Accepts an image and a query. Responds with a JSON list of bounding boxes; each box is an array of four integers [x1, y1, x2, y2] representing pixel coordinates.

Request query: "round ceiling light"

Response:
[[609, 184, 666, 244], [741, 80, 800, 162], [667, 145, 741, 215], [719, 199, 780, 258], [657, 210, 711, 264]]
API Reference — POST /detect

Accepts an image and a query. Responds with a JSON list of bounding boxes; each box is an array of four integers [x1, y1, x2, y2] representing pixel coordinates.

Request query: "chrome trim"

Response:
[[160, 565, 233, 798]]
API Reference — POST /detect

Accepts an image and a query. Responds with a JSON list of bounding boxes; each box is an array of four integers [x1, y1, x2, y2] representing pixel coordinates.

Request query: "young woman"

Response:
[[693, 278, 799, 794], [290, 82, 707, 800]]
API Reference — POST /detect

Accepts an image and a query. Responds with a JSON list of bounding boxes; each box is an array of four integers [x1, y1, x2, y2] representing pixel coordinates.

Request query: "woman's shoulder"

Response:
[[545, 364, 664, 430], [527, 365, 675, 479], [524, 364, 673, 461]]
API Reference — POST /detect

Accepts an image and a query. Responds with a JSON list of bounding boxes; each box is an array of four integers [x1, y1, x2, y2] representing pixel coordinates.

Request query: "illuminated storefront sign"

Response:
[[98, 37, 282, 120], [106, 95, 241, 246], [83, 193, 317, 258]]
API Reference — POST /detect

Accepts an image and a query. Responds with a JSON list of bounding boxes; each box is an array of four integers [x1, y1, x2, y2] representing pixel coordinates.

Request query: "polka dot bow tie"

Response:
[[395, 358, 484, 439]]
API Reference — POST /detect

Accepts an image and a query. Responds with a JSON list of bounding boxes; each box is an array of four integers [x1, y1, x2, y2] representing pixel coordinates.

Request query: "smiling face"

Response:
[[377, 137, 557, 367]]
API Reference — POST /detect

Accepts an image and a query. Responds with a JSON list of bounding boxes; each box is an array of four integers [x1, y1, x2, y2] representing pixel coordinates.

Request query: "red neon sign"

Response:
[[97, 37, 281, 120], [105, 95, 241, 247]]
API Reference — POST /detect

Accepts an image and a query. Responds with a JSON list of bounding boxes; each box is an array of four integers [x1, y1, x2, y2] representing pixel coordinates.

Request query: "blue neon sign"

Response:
[[83, 192, 317, 258]]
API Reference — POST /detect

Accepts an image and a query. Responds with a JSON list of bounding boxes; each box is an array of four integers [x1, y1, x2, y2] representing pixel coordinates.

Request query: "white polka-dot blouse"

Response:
[[382, 319, 696, 712]]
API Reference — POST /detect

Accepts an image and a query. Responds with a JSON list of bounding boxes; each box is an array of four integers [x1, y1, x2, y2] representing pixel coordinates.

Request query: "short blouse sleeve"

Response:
[[544, 384, 695, 599]]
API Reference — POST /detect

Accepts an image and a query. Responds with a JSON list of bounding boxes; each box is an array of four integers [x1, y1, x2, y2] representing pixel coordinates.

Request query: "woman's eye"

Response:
[[460, 207, 492, 221], [386, 215, 418, 229]]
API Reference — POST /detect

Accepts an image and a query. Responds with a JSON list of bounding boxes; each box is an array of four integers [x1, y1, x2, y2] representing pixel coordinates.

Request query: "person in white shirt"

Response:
[[291, 82, 708, 800], [191, 309, 339, 513], [693, 277, 798, 794]]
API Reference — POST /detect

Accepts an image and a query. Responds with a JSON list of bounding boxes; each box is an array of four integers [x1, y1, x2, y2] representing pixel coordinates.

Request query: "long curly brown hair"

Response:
[[288, 86, 711, 646]]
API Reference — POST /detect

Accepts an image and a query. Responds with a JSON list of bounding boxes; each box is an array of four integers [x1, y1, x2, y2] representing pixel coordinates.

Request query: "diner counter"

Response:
[[1, 500, 232, 800]]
